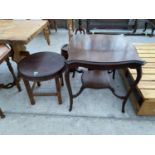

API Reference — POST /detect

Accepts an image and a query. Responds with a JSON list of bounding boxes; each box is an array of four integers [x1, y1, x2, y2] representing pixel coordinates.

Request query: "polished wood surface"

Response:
[[18, 52, 65, 81], [68, 34, 143, 64], [0, 20, 50, 62]]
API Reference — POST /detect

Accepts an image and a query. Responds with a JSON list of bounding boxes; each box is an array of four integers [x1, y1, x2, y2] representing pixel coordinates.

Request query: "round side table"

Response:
[[18, 52, 65, 105]]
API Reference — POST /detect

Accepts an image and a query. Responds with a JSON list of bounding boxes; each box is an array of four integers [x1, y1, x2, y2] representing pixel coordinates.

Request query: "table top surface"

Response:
[[68, 34, 144, 65], [18, 52, 65, 80], [0, 20, 48, 43]]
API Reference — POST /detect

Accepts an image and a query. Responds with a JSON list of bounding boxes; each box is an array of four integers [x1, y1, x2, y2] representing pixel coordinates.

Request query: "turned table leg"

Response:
[[43, 25, 50, 45], [11, 42, 29, 63], [6, 57, 21, 91]]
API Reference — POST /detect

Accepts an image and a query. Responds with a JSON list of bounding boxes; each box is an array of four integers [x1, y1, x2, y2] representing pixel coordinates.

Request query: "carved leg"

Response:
[[11, 42, 29, 63], [43, 25, 50, 45], [65, 67, 74, 111], [0, 108, 5, 119], [23, 79, 35, 105], [6, 57, 21, 92], [122, 66, 142, 113]]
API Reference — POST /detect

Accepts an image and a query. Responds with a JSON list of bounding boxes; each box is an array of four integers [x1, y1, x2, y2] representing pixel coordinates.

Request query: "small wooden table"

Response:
[[65, 34, 145, 113], [0, 20, 50, 62]]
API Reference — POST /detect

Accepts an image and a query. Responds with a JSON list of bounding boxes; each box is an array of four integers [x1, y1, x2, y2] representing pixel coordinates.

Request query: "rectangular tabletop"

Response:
[[68, 34, 143, 64], [0, 20, 48, 43]]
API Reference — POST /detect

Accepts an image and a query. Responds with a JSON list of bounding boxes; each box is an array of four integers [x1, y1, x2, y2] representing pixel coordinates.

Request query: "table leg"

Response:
[[11, 42, 29, 63], [0, 108, 5, 119], [43, 25, 50, 45], [65, 68, 74, 111], [122, 66, 142, 113]]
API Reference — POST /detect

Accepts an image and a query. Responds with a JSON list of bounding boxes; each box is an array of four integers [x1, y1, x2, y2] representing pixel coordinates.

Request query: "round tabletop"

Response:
[[18, 52, 65, 81]]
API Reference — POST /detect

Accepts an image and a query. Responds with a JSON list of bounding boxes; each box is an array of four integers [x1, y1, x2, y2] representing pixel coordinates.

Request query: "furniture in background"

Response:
[[86, 19, 137, 34], [0, 44, 21, 118], [67, 19, 75, 41], [0, 20, 50, 63], [143, 19, 155, 36], [75, 19, 85, 34], [65, 34, 144, 113], [48, 19, 57, 32], [18, 52, 65, 105]]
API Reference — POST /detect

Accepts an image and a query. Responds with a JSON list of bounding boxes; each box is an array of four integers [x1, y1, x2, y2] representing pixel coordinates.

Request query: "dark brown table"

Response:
[[65, 34, 145, 113]]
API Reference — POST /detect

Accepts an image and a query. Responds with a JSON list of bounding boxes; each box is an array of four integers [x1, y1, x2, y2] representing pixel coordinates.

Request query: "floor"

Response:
[[1, 29, 155, 134]]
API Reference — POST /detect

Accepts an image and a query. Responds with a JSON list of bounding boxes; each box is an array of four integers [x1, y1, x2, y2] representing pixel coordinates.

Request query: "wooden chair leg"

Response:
[[23, 79, 35, 105], [6, 57, 21, 92], [55, 77, 62, 104], [0, 108, 5, 119]]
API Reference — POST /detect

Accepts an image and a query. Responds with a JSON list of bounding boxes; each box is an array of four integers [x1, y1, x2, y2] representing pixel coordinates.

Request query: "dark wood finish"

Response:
[[18, 52, 65, 105], [61, 44, 81, 83], [73, 70, 125, 100], [65, 34, 145, 113]]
